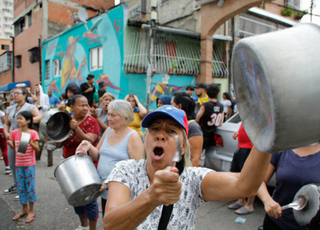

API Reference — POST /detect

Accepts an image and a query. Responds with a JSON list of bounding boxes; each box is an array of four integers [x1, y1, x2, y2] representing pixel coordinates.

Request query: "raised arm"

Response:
[[69, 119, 98, 144], [31, 107, 42, 123], [201, 147, 271, 201]]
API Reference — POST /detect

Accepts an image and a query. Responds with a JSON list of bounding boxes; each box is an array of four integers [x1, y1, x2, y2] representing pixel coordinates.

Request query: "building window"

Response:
[[28, 47, 39, 63], [285, 0, 300, 9], [14, 18, 25, 36], [1, 45, 9, 50], [90, 46, 103, 70], [15, 55, 21, 68], [53, 59, 61, 76], [45, 60, 50, 80], [26, 12, 32, 27]]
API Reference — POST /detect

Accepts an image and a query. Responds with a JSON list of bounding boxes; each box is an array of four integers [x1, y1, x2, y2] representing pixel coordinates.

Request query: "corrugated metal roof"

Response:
[[248, 7, 297, 26]]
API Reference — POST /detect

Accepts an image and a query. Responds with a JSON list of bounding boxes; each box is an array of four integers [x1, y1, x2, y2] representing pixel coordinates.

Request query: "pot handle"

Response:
[[75, 151, 87, 165]]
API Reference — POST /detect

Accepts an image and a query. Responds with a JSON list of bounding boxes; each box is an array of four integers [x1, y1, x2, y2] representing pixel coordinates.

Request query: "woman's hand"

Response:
[[89, 107, 98, 118], [149, 166, 181, 206], [69, 119, 78, 130], [124, 94, 129, 101], [232, 131, 238, 140], [99, 183, 107, 192], [264, 199, 282, 219], [76, 140, 91, 155], [133, 95, 140, 104]]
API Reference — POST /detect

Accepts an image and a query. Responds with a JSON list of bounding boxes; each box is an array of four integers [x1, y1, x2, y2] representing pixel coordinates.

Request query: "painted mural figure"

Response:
[[57, 36, 87, 89]]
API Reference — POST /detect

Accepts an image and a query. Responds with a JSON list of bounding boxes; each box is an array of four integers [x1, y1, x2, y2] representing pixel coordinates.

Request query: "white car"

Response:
[[204, 113, 241, 171], [204, 113, 276, 186]]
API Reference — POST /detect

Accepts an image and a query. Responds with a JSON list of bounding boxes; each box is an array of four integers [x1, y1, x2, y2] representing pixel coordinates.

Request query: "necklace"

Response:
[[13, 103, 25, 119]]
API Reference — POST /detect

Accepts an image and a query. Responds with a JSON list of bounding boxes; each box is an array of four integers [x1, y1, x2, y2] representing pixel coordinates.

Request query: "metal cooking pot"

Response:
[[40, 109, 72, 142], [54, 154, 102, 207], [232, 23, 320, 153], [292, 184, 320, 229], [17, 132, 31, 153]]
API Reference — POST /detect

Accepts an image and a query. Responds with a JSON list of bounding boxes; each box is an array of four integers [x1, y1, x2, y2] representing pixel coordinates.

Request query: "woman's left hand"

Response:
[[89, 107, 98, 118], [133, 95, 140, 104], [99, 183, 107, 192], [76, 140, 91, 155]]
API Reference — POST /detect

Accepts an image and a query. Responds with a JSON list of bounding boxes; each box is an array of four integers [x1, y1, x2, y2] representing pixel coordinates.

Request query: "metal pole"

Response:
[[146, 0, 157, 112], [146, 22, 155, 112]]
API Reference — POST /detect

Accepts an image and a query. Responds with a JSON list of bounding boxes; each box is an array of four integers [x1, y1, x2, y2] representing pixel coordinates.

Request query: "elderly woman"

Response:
[[55, 95, 99, 230], [76, 100, 144, 217], [100, 105, 270, 230], [90, 92, 115, 140], [125, 94, 147, 137], [3, 88, 41, 200], [171, 92, 203, 167]]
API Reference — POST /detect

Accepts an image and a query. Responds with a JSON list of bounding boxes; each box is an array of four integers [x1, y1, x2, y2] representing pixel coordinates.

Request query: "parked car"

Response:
[[204, 112, 276, 186]]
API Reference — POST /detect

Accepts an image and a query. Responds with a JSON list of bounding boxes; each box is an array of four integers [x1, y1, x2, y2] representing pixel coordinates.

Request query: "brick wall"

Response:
[[14, 9, 43, 87], [0, 39, 12, 55]]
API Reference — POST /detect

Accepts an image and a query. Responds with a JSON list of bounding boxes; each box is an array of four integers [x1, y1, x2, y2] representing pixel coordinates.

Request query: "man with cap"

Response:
[[80, 74, 96, 107], [194, 83, 208, 108]]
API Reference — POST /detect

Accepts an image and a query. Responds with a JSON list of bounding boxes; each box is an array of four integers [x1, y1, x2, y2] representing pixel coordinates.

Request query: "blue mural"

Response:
[[42, 4, 195, 110]]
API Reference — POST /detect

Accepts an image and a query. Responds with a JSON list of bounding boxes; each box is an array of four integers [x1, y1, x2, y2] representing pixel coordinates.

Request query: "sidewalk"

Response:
[[0, 148, 103, 230]]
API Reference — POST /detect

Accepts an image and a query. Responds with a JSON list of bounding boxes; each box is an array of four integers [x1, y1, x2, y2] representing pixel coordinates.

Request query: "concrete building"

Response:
[[0, 0, 14, 39], [121, 0, 301, 94], [10, 0, 114, 90]]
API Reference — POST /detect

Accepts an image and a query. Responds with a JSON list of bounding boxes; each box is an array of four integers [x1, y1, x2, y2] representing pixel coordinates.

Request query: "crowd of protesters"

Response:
[[1, 77, 310, 230]]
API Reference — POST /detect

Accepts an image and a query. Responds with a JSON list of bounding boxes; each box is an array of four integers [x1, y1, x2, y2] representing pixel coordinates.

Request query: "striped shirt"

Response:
[[9, 129, 39, 167]]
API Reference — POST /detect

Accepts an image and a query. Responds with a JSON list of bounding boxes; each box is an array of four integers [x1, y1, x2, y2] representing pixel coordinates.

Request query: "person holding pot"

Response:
[[89, 92, 115, 140], [257, 144, 320, 230], [99, 105, 270, 229], [75, 99, 144, 217], [3, 88, 41, 200], [125, 93, 147, 137], [55, 95, 100, 230]]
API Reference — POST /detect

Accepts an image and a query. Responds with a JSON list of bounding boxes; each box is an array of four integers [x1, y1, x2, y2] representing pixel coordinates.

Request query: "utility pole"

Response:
[[146, 0, 157, 112], [310, 0, 314, 22]]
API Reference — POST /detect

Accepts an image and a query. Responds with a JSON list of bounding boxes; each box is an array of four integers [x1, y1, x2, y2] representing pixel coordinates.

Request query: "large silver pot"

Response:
[[40, 109, 72, 142], [54, 154, 102, 207], [232, 23, 320, 153]]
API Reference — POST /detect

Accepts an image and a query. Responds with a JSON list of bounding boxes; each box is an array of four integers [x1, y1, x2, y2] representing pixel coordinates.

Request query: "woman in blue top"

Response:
[[257, 143, 320, 230], [77, 100, 144, 216]]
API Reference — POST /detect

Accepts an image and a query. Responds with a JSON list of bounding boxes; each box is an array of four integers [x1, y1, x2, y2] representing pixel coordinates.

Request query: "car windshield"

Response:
[[228, 113, 241, 123]]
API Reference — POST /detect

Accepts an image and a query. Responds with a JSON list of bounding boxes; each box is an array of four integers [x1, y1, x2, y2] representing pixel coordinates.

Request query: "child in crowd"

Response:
[[7, 111, 39, 223]]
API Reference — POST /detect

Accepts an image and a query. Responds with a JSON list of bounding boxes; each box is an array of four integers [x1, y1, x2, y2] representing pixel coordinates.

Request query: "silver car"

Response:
[[204, 113, 276, 186], [204, 113, 241, 171]]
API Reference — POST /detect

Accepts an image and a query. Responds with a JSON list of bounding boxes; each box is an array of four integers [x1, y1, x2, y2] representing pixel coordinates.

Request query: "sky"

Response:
[[301, 0, 320, 24], [115, 0, 120, 4]]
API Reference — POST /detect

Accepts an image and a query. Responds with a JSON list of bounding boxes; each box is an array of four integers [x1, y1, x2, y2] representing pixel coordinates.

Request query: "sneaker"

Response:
[[74, 225, 89, 230], [4, 186, 17, 194], [14, 195, 19, 201], [4, 167, 11, 175]]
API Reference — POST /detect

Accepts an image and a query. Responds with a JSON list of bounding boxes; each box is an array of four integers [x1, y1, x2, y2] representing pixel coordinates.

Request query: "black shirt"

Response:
[[80, 82, 95, 107], [199, 101, 224, 137]]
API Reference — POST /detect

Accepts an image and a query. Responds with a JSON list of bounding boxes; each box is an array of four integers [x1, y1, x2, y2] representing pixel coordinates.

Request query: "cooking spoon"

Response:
[[171, 136, 182, 166], [282, 195, 308, 211]]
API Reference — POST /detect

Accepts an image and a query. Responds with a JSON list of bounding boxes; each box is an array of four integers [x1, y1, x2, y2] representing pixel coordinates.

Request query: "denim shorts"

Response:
[[74, 199, 99, 221]]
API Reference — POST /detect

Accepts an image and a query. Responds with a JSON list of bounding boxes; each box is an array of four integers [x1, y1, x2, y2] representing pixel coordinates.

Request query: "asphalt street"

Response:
[[0, 149, 266, 230]]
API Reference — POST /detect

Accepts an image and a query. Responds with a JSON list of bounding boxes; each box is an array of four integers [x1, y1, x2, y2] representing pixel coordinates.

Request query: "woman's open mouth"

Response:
[[153, 146, 164, 160]]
